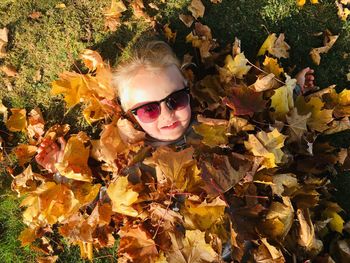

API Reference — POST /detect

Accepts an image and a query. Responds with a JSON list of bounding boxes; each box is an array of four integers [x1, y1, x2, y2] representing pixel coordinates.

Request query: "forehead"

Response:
[[126, 65, 185, 110]]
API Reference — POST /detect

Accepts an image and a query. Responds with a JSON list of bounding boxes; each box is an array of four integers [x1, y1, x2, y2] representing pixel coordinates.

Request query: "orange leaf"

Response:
[[6, 108, 27, 132]]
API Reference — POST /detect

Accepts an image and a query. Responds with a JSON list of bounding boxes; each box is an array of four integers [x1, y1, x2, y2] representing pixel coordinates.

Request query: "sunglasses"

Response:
[[129, 87, 190, 123]]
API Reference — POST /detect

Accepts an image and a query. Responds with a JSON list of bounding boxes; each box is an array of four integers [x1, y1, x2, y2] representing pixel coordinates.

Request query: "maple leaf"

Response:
[[262, 56, 284, 77], [6, 108, 27, 132], [145, 146, 194, 190], [310, 32, 338, 65], [244, 129, 286, 169], [220, 52, 251, 80], [181, 195, 226, 230], [336, 1, 350, 20], [271, 173, 299, 196], [286, 108, 311, 142], [51, 72, 88, 108], [192, 122, 228, 147], [167, 230, 219, 263], [20, 182, 80, 225], [82, 97, 119, 124], [79, 49, 104, 71], [148, 203, 183, 231], [1, 64, 18, 77], [0, 27, 8, 58], [254, 238, 285, 262], [13, 144, 37, 167], [249, 73, 276, 92], [11, 165, 45, 196], [224, 85, 267, 117], [104, 0, 127, 31], [117, 118, 145, 144], [55, 132, 93, 182], [71, 182, 101, 207], [270, 74, 296, 120], [18, 226, 40, 246], [257, 33, 290, 58], [106, 176, 139, 217], [163, 24, 176, 43], [295, 96, 333, 132], [188, 0, 205, 19], [179, 14, 194, 27], [259, 197, 294, 240], [118, 225, 158, 262], [229, 113, 255, 134], [27, 107, 45, 143], [297, 208, 323, 253], [186, 23, 216, 60]]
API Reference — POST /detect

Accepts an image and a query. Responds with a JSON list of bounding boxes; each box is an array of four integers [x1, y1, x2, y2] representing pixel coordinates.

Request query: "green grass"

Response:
[[1, 0, 350, 261]]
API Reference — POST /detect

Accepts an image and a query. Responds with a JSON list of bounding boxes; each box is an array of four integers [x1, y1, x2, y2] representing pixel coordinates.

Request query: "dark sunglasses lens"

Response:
[[167, 91, 189, 110], [136, 103, 160, 123]]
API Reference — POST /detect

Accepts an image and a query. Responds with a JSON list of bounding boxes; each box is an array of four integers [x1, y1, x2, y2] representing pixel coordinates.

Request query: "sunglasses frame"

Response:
[[129, 86, 190, 119]]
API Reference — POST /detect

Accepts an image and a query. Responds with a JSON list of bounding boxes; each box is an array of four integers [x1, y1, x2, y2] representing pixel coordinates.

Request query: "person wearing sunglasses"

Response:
[[112, 40, 195, 146]]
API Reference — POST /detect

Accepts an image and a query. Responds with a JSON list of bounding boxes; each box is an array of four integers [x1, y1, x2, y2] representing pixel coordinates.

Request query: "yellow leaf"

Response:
[[192, 123, 228, 147], [51, 72, 88, 108], [13, 144, 37, 166], [188, 0, 205, 19], [322, 208, 344, 233], [181, 196, 226, 230], [6, 108, 27, 132], [270, 74, 296, 120], [295, 96, 333, 132], [223, 53, 251, 79], [297, 0, 306, 6], [262, 56, 284, 77], [258, 33, 290, 58], [79, 49, 104, 71], [104, 0, 127, 31], [310, 0, 319, 3], [55, 132, 93, 182], [167, 230, 218, 263], [19, 227, 38, 246], [310, 34, 338, 65], [146, 146, 194, 190], [107, 176, 139, 217], [286, 108, 311, 142], [249, 73, 276, 92], [244, 129, 286, 169], [55, 3, 66, 8], [163, 24, 176, 43]]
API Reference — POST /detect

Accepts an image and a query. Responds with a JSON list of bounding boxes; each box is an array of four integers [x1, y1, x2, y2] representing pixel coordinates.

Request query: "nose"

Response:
[[159, 101, 175, 120]]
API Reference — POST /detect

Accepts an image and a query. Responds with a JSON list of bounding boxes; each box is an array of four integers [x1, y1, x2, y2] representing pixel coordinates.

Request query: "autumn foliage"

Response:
[[2, 0, 350, 262]]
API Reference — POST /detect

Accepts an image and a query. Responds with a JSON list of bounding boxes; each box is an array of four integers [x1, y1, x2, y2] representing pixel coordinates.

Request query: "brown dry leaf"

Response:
[[118, 225, 158, 262], [0, 27, 8, 57], [286, 108, 311, 142], [229, 113, 255, 134], [55, 132, 93, 182], [179, 14, 194, 27], [297, 208, 323, 253], [87, 203, 113, 227], [6, 108, 27, 132], [192, 122, 228, 147], [149, 203, 183, 231], [167, 230, 219, 263], [324, 117, 350, 135], [271, 173, 299, 196], [27, 107, 45, 143], [117, 118, 145, 144], [19, 226, 39, 246], [249, 73, 276, 92], [259, 197, 294, 240], [181, 196, 226, 230], [188, 0, 205, 19], [107, 176, 139, 217], [79, 49, 104, 71], [1, 65, 18, 77], [131, 0, 152, 22], [211, 0, 222, 3], [257, 33, 290, 58], [244, 129, 286, 169], [254, 238, 285, 262], [13, 144, 37, 167], [36, 256, 58, 263], [310, 33, 339, 65], [104, 0, 127, 31], [21, 182, 80, 225], [28, 11, 42, 19], [224, 85, 267, 117], [0, 100, 7, 122], [11, 165, 45, 196], [145, 146, 194, 190]]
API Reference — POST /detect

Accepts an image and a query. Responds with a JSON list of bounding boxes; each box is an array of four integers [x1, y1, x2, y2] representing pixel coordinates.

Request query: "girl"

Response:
[[112, 40, 315, 146]]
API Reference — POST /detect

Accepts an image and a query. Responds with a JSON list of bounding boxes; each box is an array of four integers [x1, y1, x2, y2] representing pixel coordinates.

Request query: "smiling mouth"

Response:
[[161, 121, 180, 129]]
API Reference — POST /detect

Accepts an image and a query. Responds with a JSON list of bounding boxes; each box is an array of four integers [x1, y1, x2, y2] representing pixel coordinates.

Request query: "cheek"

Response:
[[176, 105, 192, 120]]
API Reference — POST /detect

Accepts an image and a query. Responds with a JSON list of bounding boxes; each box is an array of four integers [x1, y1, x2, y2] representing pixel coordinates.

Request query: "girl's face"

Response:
[[123, 65, 192, 141]]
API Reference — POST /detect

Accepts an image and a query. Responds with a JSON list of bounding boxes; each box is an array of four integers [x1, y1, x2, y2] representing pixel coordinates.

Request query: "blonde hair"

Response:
[[112, 40, 183, 110]]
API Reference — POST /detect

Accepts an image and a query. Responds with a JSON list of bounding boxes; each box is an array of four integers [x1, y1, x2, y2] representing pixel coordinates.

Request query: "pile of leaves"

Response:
[[2, 0, 350, 262]]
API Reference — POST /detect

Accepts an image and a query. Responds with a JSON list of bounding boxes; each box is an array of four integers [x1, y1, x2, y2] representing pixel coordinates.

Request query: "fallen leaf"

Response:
[[117, 118, 145, 144], [188, 0, 205, 19], [13, 144, 37, 166], [28, 11, 42, 19], [257, 33, 290, 58], [220, 52, 251, 80], [310, 33, 338, 65], [192, 123, 228, 147], [163, 24, 176, 43], [107, 176, 139, 217], [104, 0, 127, 31], [1, 65, 17, 77], [262, 56, 284, 77], [6, 108, 27, 132], [0, 27, 9, 57], [286, 108, 311, 142], [249, 73, 276, 92], [179, 14, 194, 27]]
